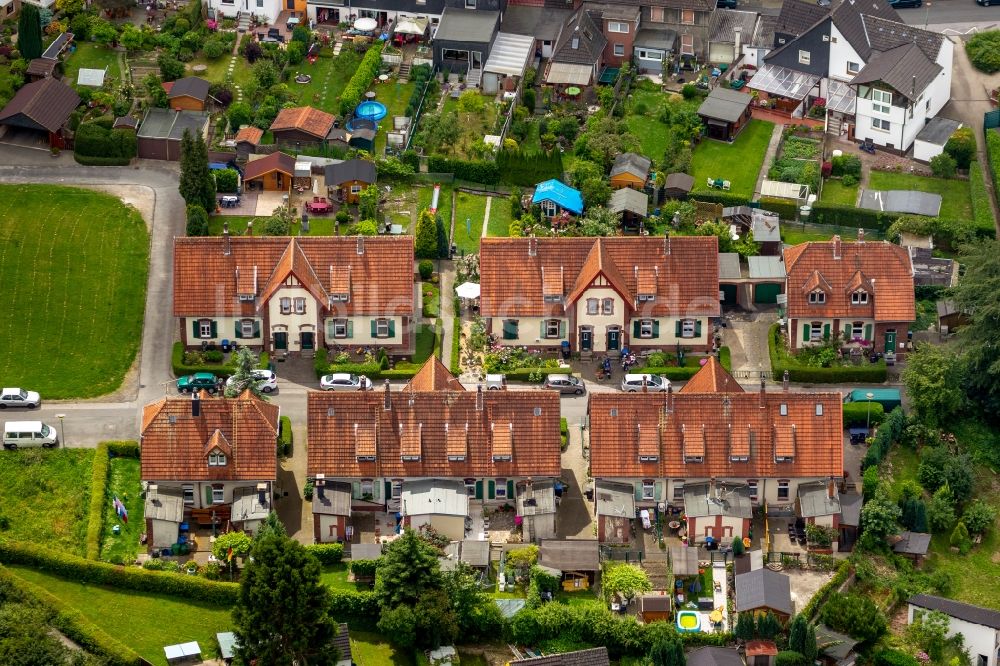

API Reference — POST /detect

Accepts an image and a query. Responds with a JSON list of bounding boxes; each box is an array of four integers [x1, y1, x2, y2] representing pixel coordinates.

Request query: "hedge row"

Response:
[[842, 402, 885, 428], [329, 589, 380, 622], [74, 154, 133, 166], [861, 406, 906, 470], [768, 324, 887, 383], [639, 365, 699, 380], [719, 346, 732, 371], [969, 161, 997, 236], [503, 367, 573, 383], [172, 341, 234, 378], [427, 155, 500, 185], [0, 541, 239, 606], [74, 122, 137, 163], [349, 558, 380, 578], [305, 543, 343, 565], [809, 201, 898, 229], [689, 190, 749, 207], [279, 415, 293, 456], [799, 559, 852, 620], [339, 42, 384, 115], [85, 441, 141, 560], [986, 130, 1000, 204], [758, 196, 799, 220], [496, 149, 564, 187], [0, 566, 143, 666], [450, 316, 461, 376]]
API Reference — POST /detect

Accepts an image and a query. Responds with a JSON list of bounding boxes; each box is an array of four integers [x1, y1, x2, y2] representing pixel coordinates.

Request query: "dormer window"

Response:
[[544, 294, 562, 303], [330, 293, 349, 303], [638, 294, 656, 302], [851, 291, 868, 305], [492, 422, 513, 462], [239, 294, 255, 302], [808, 290, 826, 304], [209, 452, 227, 466]]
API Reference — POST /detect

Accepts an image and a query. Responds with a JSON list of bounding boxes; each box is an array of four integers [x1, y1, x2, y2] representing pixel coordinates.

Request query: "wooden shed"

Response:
[[639, 594, 672, 623], [244, 151, 296, 192], [165, 77, 212, 111]]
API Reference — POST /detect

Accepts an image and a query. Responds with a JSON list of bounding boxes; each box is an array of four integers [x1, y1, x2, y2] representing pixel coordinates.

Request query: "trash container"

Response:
[[112, 524, 121, 536], [221, 339, 231, 353]]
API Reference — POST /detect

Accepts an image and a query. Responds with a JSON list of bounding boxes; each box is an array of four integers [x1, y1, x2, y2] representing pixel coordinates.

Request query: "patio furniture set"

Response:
[[707, 177, 732, 191]]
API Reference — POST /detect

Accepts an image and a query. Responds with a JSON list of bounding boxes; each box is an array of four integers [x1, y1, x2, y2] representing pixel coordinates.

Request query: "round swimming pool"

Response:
[[676, 610, 702, 633], [355, 100, 387, 122]]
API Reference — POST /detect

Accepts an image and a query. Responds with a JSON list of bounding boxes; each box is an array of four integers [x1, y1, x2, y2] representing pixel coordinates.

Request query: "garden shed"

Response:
[[609, 187, 649, 228], [25, 58, 57, 82], [815, 625, 858, 666], [697, 87, 753, 141], [77, 67, 107, 88], [892, 531, 931, 564], [143, 486, 184, 549], [639, 595, 673, 623], [596, 481, 636, 544], [735, 568, 794, 620], [0, 77, 80, 148], [664, 172, 694, 199], [401, 479, 469, 541], [165, 76, 212, 112], [913, 116, 961, 163], [312, 480, 351, 544], [538, 539, 600, 586], [516, 478, 557, 542], [669, 546, 701, 577], [137, 108, 210, 161]]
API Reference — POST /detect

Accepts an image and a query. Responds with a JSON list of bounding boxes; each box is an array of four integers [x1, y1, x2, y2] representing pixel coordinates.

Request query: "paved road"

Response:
[[741, 0, 1000, 31]]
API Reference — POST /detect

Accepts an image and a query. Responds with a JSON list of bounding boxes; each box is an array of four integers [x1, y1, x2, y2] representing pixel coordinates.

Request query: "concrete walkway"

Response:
[[754, 122, 785, 199], [557, 424, 595, 539], [438, 260, 456, 369]]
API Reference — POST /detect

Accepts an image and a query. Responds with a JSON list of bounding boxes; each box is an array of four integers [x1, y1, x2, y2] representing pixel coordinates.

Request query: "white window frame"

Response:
[[748, 480, 759, 503], [586, 298, 599, 315], [391, 480, 402, 498], [333, 319, 348, 338], [212, 486, 225, 504], [601, 298, 614, 315], [808, 290, 825, 304], [810, 322, 823, 341], [613, 43, 625, 57], [294, 297, 306, 314], [542, 200, 558, 217], [495, 479, 508, 499], [777, 480, 790, 501], [673, 480, 684, 501], [609, 21, 629, 33], [681, 319, 696, 338], [240, 319, 255, 338], [852, 321, 865, 339], [545, 319, 561, 338], [465, 0, 476, 7], [640, 319, 654, 338], [872, 89, 892, 114], [198, 319, 213, 339], [182, 485, 195, 505], [798, 50, 810, 65], [376, 319, 390, 338], [350, 184, 362, 194], [872, 118, 890, 132], [280, 297, 292, 314], [642, 479, 655, 500], [847, 61, 860, 75], [681, 33, 694, 55], [851, 291, 868, 305], [360, 479, 374, 497]]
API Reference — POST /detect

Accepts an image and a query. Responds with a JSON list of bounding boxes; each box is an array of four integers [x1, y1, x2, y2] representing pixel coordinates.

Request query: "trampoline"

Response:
[[345, 116, 378, 133], [356, 100, 387, 122]]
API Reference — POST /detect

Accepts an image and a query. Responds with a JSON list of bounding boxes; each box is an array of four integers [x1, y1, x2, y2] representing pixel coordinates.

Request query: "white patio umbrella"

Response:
[[354, 17, 378, 32], [455, 282, 481, 299]]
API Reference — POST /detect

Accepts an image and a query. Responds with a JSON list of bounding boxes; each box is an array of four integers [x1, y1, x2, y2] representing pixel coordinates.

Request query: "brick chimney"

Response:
[[782, 370, 789, 391], [477, 384, 484, 411], [760, 378, 766, 409], [528, 236, 537, 257], [246, 220, 253, 237], [857, 228, 864, 243], [192, 391, 200, 417], [383, 379, 391, 410], [357, 236, 365, 255]]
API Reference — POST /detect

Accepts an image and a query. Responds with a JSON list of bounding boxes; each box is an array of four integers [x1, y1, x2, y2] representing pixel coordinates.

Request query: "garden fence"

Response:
[[497, 79, 523, 146], [404, 66, 437, 152]]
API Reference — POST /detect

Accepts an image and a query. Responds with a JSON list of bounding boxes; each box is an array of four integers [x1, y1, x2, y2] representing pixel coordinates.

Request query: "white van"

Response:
[[3, 421, 59, 449]]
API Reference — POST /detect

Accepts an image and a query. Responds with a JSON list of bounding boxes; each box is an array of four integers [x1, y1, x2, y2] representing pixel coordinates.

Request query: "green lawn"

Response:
[[486, 195, 513, 238], [373, 79, 417, 154], [100, 457, 144, 565], [820, 179, 859, 206], [320, 563, 367, 592], [867, 171, 972, 220], [0, 449, 94, 556], [207, 215, 340, 236], [64, 43, 122, 89], [351, 630, 414, 666], [7, 565, 232, 666], [288, 50, 361, 114], [781, 227, 838, 245], [689, 119, 775, 199], [625, 89, 690, 160], [185, 52, 254, 90], [418, 184, 454, 231], [421, 281, 440, 318], [452, 191, 488, 254], [0, 185, 149, 398]]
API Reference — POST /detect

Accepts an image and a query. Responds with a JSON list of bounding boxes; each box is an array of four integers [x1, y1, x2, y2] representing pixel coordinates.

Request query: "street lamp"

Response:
[[55, 414, 66, 448], [865, 392, 875, 432]]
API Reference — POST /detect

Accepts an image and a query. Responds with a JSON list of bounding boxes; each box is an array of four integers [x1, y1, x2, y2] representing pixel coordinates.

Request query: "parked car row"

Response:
[[176, 370, 278, 394]]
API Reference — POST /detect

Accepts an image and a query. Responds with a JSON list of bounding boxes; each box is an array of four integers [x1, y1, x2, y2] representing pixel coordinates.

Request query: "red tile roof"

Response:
[[588, 387, 843, 479], [234, 126, 264, 145], [406, 356, 466, 392], [680, 357, 744, 394], [141, 391, 279, 482], [270, 106, 336, 139], [307, 384, 561, 479], [173, 236, 415, 317], [480, 236, 720, 318], [783, 238, 915, 322], [243, 151, 296, 181]]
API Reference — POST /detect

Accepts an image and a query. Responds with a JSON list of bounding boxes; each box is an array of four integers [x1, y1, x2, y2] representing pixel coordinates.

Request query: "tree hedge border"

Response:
[[799, 559, 852, 620], [305, 543, 343, 565]]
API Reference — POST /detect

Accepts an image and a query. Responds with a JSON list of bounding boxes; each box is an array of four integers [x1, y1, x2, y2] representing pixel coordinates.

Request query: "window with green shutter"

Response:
[[204, 485, 213, 506], [352, 482, 361, 499], [803, 324, 811, 342], [675, 321, 682, 336], [346, 321, 353, 338], [507, 480, 515, 498], [655, 481, 664, 500], [503, 320, 518, 340], [252, 320, 260, 337], [652, 321, 659, 338], [387, 320, 395, 337], [475, 480, 483, 499], [634, 482, 642, 501], [234, 321, 243, 339], [634, 321, 642, 337], [370, 320, 377, 337], [694, 320, 702, 337], [864, 323, 873, 341], [192, 320, 199, 338], [540, 321, 547, 338], [384, 481, 391, 500], [559, 320, 567, 338], [487, 480, 496, 499], [210, 321, 217, 338], [823, 323, 831, 340]]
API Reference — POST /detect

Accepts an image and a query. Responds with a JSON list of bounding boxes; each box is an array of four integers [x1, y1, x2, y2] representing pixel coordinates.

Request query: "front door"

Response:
[[580, 328, 592, 352], [301, 331, 315, 350], [607, 327, 620, 351], [884, 330, 896, 354], [274, 332, 288, 351]]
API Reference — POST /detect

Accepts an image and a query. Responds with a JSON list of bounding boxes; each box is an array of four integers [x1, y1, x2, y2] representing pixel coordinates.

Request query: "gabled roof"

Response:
[[783, 239, 915, 321], [173, 236, 414, 317], [752, 14, 779, 48], [26, 58, 56, 77], [243, 151, 296, 181], [532, 179, 584, 214], [829, 0, 901, 61], [235, 126, 264, 145], [435, 7, 500, 43], [0, 77, 80, 133], [688, 648, 744, 666], [861, 14, 945, 61], [735, 568, 793, 615], [588, 388, 843, 479], [608, 188, 649, 217], [551, 8, 607, 66], [610, 152, 651, 180], [270, 106, 337, 139], [893, 531, 931, 555], [168, 76, 211, 101], [601, 0, 715, 12], [141, 392, 279, 482], [307, 382, 561, 479], [698, 87, 752, 124], [774, 0, 829, 39], [324, 159, 377, 186], [405, 357, 466, 392], [709, 9, 759, 44], [480, 236, 719, 319], [680, 356, 744, 394], [851, 41, 941, 99], [908, 594, 1000, 630], [510, 647, 610, 666]]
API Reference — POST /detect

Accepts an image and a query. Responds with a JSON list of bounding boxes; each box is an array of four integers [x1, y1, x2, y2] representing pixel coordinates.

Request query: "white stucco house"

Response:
[[908, 594, 1000, 666]]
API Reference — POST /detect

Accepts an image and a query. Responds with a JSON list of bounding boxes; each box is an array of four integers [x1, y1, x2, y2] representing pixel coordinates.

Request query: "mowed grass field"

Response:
[[0, 449, 95, 555], [0, 185, 149, 398]]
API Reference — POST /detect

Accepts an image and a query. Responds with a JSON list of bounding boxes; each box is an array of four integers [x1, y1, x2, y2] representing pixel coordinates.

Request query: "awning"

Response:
[[749, 64, 819, 101], [484, 32, 534, 77], [826, 78, 857, 114], [394, 16, 428, 36], [546, 62, 592, 86]]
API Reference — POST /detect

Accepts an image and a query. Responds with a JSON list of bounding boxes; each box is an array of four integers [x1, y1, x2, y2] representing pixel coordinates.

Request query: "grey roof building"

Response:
[[908, 594, 1000, 630], [735, 568, 794, 616], [893, 531, 931, 557], [510, 647, 610, 666], [610, 152, 651, 181], [687, 647, 745, 666], [684, 482, 753, 519]]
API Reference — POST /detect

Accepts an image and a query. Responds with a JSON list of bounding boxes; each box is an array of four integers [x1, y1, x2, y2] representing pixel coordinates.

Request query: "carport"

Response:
[[137, 108, 210, 161], [718, 252, 742, 307]]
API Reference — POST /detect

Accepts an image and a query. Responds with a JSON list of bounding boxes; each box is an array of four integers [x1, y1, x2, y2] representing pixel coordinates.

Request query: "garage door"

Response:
[[709, 43, 733, 65], [755, 283, 781, 304], [720, 284, 738, 306]]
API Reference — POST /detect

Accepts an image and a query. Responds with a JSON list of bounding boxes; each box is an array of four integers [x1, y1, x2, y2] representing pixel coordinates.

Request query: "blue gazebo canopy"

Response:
[[532, 179, 584, 215]]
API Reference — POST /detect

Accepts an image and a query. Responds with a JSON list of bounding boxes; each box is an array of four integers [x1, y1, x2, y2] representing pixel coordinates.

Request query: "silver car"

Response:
[[0, 388, 40, 409], [320, 373, 373, 391], [621, 374, 671, 392], [544, 374, 586, 395], [226, 369, 278, 393]]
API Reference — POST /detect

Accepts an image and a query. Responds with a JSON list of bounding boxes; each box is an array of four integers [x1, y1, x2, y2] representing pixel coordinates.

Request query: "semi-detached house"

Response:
[[589, 358, 844, 545], [173, 234, 415, 356], [479, 236, 719, 356], [307, 358, 561, 544]]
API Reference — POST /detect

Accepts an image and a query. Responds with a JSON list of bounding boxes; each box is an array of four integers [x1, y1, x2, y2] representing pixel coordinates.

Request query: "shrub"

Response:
[[350, 558, 380, 578], [418, 259, 434, 280], [287, 40, 305, 65], [0, 541, 239, 606], [843, 401, 884, 427], [969, 162, 995, 236], [800, 561, 851, 620], [681, 84, 698, 99], [305, 543, 344, 565], [860, 406, 906, 470], [278, 415, 292, 456], [85, 442, 112, 560], [689, 190, 748, 208], [157, 52, 185, 81], [522, 88, 535, 110], [776, 651, 806, 666], [966, 30, 1000, 73], [950, 521, 971, 553], [496, 149, 564, 187], [944, 127, 976, 169], [841, 173, 858, 187], [758, 196, 799, 220], [74, 123, 136, 163], [213, 168, 239, 193], [340, 42, 384, 115], [427, 155, 500, 184], [172, 341, 236, 377], [303, 480, 314, 501], [203, 37, 225, 59], [874, 649, 921, 666], [930, 153, 956, 179], [831, 154, 863, 178], [328, 589, 380, 623], [810, 202, 898, 229]]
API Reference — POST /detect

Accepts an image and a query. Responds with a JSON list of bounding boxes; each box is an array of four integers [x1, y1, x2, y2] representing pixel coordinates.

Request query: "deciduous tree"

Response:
[[601, 562, 652, 604], [952, 239, 1000, 418], [860, 486, 901, 544], [414, 208, 439, 260], [902, 344, 967, 428]]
